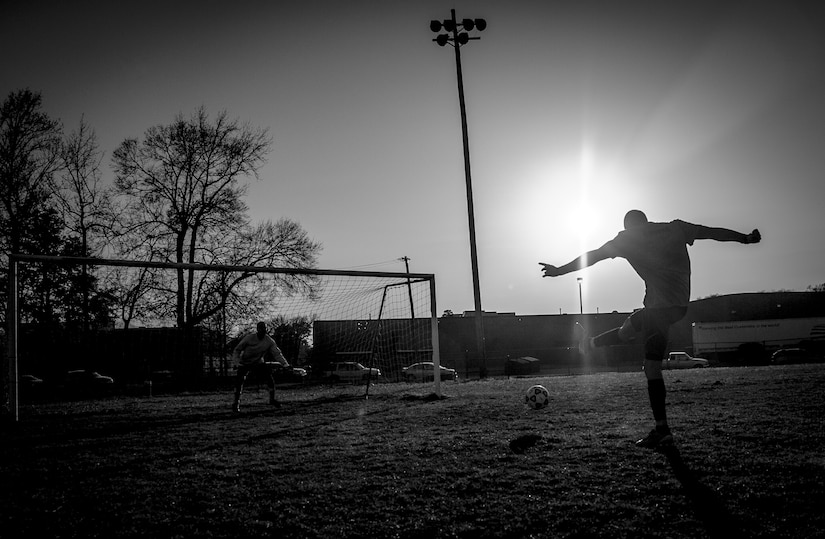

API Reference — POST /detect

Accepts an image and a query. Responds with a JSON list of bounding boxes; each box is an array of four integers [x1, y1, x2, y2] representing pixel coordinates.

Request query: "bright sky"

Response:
[[3, 0, 825, 316]]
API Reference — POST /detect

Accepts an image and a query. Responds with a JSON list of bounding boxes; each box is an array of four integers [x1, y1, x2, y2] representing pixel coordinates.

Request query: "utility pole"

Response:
[[401, 256, 415, 318]]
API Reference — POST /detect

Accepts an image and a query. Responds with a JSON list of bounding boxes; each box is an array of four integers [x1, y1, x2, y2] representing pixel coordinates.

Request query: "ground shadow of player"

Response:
[[660, 444, 747, 538]]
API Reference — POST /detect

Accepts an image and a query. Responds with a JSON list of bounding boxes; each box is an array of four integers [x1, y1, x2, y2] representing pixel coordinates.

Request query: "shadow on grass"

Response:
[[660, 444, 748, 538]]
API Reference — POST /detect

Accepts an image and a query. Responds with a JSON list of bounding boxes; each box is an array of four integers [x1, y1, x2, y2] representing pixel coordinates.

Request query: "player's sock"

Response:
[[647, 378, 667, 425], [637, 379, 673, 450]]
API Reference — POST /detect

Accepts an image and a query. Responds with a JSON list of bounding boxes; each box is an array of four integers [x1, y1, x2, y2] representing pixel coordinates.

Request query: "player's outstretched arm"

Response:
[[540, 247, 610, 278], [695, 226, 761, 244]]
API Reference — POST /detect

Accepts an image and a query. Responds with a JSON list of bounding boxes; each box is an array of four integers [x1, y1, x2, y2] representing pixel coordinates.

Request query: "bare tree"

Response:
[[192, 218, 322, 329], [111, 107, 320, 329], [100, 232, 168, 329], [0, 89, 65, 331], [52, 117, 117, 331], [54, 117, 113, 256], [0, 88, 62, 416], [0, 89, 62, 258]]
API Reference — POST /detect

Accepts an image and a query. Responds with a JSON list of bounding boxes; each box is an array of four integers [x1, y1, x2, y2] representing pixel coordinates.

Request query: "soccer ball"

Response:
[[525, 384, 550, 409]]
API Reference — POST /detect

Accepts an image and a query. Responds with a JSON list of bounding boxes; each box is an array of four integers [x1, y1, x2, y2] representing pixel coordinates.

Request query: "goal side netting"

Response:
[[3, 254, 442, 421]]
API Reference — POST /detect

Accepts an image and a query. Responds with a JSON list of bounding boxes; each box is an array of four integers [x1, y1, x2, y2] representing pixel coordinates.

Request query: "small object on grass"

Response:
[[509, 433, 542, 454], [525, 385, 550, 409]]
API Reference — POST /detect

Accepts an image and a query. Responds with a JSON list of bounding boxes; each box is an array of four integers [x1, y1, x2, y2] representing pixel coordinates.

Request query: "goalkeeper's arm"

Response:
[[232, 337, 246, 363], [268, 341, 290, 367]]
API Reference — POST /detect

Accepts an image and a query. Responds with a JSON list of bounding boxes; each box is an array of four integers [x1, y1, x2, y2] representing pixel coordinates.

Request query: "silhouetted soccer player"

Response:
[[232, 321, 289, 412], [540, 210, 761, 448]]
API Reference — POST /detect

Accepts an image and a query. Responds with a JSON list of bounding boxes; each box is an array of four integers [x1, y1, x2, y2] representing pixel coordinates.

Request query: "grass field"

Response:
[[2, 364, 824, 538]]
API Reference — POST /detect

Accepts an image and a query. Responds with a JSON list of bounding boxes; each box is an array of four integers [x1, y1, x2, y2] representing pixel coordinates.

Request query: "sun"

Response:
[[567, 202, 603, 245], [521, 142, 632, 253]]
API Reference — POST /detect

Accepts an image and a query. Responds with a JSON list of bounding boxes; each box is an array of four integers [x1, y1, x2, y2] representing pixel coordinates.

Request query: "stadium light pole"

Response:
[[430, 10, 489, 376]]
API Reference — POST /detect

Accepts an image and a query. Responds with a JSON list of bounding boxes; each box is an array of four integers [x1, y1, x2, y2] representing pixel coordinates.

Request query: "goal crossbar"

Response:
[[7, 253, 436, 280]]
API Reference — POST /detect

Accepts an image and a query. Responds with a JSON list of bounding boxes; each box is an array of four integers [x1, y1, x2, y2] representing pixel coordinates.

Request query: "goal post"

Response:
[[4, 253, 442, 421]]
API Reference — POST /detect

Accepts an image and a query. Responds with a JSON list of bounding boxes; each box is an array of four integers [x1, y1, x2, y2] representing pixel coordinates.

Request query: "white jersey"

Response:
[[232, 333, 288, 367]]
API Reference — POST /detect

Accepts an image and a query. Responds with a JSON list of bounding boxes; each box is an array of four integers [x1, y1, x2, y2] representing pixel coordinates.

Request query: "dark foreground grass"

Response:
[[2, 364, 824, 538]]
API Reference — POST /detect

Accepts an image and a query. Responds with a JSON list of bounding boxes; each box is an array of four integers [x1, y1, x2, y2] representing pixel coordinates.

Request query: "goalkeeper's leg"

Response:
[[263, 365, 279, 406], [233, 366, 250, 412]]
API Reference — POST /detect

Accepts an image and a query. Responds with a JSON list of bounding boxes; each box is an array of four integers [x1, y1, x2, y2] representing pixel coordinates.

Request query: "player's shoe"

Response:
[[575, 322, 593, 356], [635, 428, 674, 449]]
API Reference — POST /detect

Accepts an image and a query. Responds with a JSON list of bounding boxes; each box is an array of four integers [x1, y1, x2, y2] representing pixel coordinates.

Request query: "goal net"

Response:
[[3, 254, 441, 420]]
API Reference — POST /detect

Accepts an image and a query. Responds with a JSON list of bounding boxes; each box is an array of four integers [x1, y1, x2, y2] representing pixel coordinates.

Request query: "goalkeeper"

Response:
[[232, 321, 289, 412]]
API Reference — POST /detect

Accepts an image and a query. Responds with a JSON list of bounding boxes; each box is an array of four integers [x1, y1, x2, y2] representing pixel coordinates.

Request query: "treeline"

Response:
[[1, 89, 323, 396]]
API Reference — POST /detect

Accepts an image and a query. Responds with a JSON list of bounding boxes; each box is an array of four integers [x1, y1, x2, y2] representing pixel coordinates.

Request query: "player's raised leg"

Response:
[[577, 311, 639, 356]]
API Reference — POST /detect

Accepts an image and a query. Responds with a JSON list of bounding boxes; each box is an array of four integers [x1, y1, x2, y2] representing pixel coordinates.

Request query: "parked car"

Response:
[[402, 362, 458, 382], [267, 363, 309, 384], [771, 348, 824, 365], [323, 362, 381, 383], [63, 369, 115, 388], [19, 374, 45, 389], [504, 356, 540, 376], [663, 352, 709, 369]]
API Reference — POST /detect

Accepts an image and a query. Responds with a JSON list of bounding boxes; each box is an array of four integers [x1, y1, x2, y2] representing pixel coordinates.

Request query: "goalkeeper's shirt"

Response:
[[233, 333, 288, 367]]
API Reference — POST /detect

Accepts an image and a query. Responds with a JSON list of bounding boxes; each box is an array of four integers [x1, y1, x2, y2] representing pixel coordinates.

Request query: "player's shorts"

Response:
[[628, 306, 688, 361], [236, 361, 275, 387]]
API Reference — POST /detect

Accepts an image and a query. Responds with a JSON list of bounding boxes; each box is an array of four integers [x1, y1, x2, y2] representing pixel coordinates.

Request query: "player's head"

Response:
[[624, 210, 648, 230], [256, 321, 267, 336]]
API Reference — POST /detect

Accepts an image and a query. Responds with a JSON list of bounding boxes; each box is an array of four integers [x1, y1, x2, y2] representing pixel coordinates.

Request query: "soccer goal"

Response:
[[3, 254, 441, 421]]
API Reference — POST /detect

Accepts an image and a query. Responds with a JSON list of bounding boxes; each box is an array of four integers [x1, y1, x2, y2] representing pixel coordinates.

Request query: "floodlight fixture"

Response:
[[429, 12, 486, 48]]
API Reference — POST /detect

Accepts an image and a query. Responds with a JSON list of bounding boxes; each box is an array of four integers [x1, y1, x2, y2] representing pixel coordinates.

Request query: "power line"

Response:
[[340, 259, 402, 271]]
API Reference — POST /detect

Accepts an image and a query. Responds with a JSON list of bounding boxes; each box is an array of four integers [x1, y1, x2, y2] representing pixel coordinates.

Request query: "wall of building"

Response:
[[437, 311, 642, 377], [439, 291, 825, 377]]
